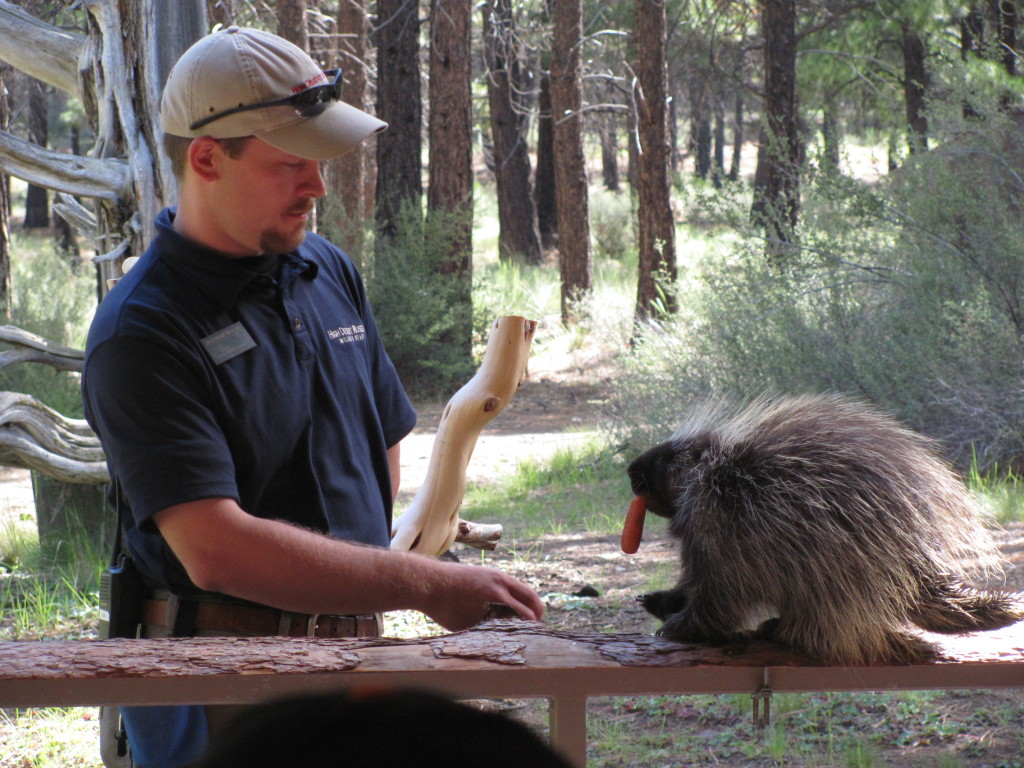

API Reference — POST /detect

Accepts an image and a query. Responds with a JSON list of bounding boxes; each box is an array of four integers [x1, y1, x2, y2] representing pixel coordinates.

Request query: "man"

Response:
[[83, 26, 543, 768]]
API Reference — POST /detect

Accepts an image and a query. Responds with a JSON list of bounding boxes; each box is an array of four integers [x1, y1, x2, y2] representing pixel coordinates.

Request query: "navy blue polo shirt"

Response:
[[83, 208, 416, 594]]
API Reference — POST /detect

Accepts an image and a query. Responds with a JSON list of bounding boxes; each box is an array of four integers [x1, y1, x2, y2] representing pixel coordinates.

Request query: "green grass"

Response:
[[461, 436, 633, 539], [0, 514, 102, 641], [585, 689, 994, 767], [968, 462, 1024, 525], [0, 707, 103, 767]]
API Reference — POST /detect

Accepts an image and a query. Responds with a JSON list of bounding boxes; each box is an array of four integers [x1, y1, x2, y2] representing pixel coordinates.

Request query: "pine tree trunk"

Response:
[[550, 0, 592, 322], [750, 0, 799, 258], [633, 0, 676, 324], [822, 100, 840, 171], [601, 124, 620, 191], [694, 116, 711, 179], [0, 62, 10, 319], [668, 95, 680, 171], [277, 0, 308, 49], [902, 23, 929, 154], [23, 76, 49, 229], [534, 70, 557, 251], [375, 0, 422, 237], [428, 0, 473, 367], [998, 0, 1018, 76], [331, 0, 372, 257], [728, 91, 743, 181], [482, 0, 542, 264]]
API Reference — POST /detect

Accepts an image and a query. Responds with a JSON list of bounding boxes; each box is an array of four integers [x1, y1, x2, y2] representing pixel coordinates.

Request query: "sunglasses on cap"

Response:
[[189, 68, 343, 132]]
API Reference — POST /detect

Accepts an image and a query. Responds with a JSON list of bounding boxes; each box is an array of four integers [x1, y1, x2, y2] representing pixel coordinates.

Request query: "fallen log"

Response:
[[392, 315, 537, 556]]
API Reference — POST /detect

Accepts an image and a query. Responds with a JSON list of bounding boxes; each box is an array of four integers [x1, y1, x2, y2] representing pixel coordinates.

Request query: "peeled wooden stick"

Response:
[[390, 316, 537, 556]]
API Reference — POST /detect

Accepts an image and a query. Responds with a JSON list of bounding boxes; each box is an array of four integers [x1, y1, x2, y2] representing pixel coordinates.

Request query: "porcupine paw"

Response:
[[639, 589, 687, 621], [654, 612, 712, 644]]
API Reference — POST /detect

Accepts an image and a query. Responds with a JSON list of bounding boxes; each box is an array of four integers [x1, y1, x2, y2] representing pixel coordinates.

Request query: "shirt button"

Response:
[[293, 317, 303, 331]]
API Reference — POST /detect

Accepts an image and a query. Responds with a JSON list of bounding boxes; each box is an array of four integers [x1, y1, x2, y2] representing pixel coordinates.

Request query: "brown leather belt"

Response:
[[142, 594, 380, 638]]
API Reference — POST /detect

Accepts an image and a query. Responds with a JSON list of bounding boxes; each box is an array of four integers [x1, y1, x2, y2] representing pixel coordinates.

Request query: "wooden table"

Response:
[[3, 620, 1024, 766]]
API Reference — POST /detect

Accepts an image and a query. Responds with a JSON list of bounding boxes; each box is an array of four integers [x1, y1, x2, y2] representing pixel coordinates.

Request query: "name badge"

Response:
[[201, 322, 256, 365]]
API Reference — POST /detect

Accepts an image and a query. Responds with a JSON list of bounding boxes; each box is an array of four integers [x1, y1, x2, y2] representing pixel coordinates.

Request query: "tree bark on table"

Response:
[[6, 621, 1024, 686]]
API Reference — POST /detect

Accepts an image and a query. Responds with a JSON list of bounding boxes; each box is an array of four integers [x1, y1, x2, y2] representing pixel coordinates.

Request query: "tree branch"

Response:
[[0, 325, 84, 373], [0, 130, 128, 200], [0, 0, 84, 96]]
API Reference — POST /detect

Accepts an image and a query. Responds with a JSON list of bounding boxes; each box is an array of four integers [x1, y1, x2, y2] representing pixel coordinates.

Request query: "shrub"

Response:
[[608, 104, 1024, 470], [359, 203, 476, 399], [589, 187, 635, 264]]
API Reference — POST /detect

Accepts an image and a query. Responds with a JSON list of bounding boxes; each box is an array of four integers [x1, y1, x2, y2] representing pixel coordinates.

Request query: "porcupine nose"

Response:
[[627, 459, 650, 496]]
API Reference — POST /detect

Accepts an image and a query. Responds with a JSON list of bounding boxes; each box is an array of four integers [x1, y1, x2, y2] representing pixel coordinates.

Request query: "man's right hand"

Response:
[[418, 560, 544, 631]]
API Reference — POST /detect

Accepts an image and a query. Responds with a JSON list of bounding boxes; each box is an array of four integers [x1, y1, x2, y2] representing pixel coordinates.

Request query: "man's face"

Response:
[[211, 138, 326, 256]]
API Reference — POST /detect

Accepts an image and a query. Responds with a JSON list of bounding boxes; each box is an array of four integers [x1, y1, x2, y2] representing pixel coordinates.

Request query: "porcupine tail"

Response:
[[908, 572, 1024, 634]]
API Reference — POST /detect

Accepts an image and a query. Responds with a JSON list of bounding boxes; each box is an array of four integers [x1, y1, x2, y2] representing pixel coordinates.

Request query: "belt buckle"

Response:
[[305, 613, 320, 637]]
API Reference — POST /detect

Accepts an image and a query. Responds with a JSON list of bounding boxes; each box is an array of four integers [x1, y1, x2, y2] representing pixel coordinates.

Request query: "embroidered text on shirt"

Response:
[[327, 324, 366, 345]]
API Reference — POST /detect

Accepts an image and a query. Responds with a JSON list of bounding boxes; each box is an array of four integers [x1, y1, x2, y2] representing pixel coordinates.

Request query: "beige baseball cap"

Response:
[[160, 26, 386, 160]]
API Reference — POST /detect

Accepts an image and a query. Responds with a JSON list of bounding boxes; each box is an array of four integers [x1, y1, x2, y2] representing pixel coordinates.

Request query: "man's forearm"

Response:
[[156, 498, 436, 613], [153, 497, 543, 629]]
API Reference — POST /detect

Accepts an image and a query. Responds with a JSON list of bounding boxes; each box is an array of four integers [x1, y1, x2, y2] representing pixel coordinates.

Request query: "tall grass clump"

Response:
[[0, 512, 102, 641], [608, 96, 1024, 472], [473, 226, 635, 371]]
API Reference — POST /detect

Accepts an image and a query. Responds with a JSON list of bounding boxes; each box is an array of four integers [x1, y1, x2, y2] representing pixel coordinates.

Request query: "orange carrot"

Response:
[[621, 495, 647, 554]]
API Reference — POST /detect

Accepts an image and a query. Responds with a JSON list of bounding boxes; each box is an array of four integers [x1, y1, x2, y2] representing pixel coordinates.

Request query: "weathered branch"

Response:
[[0, 326, 84, 373], [0, 391, 107, 483], [85, 0, 172, 246], [0, 130, 128, 200], [0, 0, 84, 96], [53, 193, 99, 245], [0, 329, 104, 481], [391, 316, 537, 556], [454, 519, 504, 551]]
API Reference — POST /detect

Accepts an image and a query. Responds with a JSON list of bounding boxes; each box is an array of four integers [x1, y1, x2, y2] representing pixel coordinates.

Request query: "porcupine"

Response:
[[627, 393, 1023, 665]]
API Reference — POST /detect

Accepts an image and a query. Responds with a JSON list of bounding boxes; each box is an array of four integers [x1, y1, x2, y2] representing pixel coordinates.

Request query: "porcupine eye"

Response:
[[686, 436, 710, 465]]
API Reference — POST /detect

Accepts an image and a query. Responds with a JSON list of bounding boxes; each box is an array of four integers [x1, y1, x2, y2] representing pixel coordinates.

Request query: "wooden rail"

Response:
[[3, 620, 1024, 767]]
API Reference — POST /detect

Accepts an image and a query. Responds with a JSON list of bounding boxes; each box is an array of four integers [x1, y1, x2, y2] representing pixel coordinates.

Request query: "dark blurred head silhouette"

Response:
[[196, 688, 573, 767]]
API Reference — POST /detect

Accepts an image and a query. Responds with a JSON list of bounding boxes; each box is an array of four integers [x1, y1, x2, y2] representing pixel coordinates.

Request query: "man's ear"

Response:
[[187, 136, 224, 182]]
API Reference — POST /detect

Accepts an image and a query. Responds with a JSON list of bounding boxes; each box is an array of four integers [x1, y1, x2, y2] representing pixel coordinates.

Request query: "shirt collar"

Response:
[[151, 208, 317, 308]]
